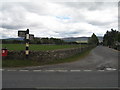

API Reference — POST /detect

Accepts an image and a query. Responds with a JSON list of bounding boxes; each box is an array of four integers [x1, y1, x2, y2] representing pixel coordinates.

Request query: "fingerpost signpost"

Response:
[[18, 29, 34, 59]]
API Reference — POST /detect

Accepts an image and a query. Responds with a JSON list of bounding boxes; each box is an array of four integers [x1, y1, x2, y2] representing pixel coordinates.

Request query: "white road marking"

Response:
[[44, 70, 55, 72], [70, 70, 81, 72], [33, 70, 42, 72], [98, 70, 105, 71], [83, 70, 92, 72], [111, 68, 117, 71], [0, 69, 4, 71], [55, 70, 68, 72], [106, 68, 117, 71], [19, 70, 29, 72], [7, 70, 17, 71]]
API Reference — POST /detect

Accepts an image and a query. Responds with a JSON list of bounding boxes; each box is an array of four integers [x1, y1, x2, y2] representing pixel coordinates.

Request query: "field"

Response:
[[2, 44, 87, 51]]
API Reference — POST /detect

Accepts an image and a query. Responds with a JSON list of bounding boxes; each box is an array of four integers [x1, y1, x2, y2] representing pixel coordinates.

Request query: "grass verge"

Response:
[[2, 48, 93, 68]]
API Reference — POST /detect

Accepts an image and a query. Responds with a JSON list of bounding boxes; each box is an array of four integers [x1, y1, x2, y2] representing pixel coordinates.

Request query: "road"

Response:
[[2, 71, 118, 88], [2, 46, 119, 89]]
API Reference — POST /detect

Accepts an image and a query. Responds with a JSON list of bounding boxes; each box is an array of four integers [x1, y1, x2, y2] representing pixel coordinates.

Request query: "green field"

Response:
[[2, 44, 87, 51]]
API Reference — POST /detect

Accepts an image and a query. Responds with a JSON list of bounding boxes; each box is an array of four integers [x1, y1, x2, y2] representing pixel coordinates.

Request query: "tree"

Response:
[[88, 33, 99, 45], [103, 28, 120, 50], [118, 32, 120, 42]]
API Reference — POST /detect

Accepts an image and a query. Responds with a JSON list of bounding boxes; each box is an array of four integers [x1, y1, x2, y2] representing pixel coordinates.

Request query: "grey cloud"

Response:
[[118, 1, 120, 7], [59, 2, 103, 10], [88, 2, 104, 10], [54, 31, 77, 37], [88, 21, 112, 26], [2, 25, 19, 29], [62, 31, 80, 35], [57, 29, 88, 37], [90, 2, 117, 10], [59, 2, 117, 11], [17, 3, 45, 15], [1, 24, 25, 30], [1, 3, 26, 29]]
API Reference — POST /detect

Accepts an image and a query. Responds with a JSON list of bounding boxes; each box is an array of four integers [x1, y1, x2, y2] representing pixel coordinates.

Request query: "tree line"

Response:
[[2, 37, 80, 45], [30, 37, 66, 44]]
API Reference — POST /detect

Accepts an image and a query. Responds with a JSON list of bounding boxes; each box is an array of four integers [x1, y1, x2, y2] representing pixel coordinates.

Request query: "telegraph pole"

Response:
[[25, 29, 29, 58]]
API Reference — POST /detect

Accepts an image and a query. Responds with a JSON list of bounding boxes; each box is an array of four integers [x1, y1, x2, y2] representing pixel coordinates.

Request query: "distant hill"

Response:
[[62, 37, 88, 42], [2, 38, 24, 41], [62, 36, 103, 43]]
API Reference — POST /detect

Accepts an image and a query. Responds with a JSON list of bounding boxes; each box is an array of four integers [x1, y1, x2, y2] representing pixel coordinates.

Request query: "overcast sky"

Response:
[[0, 0, 118, 39]]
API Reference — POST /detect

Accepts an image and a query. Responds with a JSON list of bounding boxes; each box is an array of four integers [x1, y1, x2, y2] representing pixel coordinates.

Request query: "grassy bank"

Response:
[[2, 48, 93, 68], [2, 44, 87, 51]]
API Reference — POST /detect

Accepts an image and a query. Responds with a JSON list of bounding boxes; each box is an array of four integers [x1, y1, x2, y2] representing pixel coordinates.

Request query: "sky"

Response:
[[0, 0, 119, 39]]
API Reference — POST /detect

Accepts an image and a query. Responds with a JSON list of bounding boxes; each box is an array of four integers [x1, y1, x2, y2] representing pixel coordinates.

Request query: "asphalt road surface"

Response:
[[2, 71, 118, 88], [2, 46, 119, 89]]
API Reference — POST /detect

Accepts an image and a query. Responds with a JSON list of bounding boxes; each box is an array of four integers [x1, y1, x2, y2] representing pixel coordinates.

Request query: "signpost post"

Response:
[[18, 29, 34, 59], [25, 29, 29, 58]]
